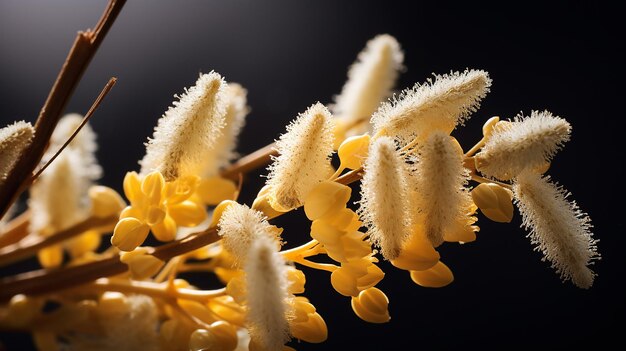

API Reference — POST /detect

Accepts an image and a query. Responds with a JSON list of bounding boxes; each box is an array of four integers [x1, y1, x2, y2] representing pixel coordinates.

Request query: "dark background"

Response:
[[1, 0, 624, 349]]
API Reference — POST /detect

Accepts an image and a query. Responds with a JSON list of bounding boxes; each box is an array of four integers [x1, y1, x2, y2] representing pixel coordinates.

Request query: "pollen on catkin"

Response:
[[49, 114, 102, 180], [266, 102, 334, 211], [244, 235, 291, 351], [475, 110, 571, 180], [29, 150, 91, 235], [0, 121, 34, 182], [358, 136, 411, 260], [371, 69, 491, 143], [217, 202, 281, 265], [333, 34, 403, 135], [513, 170, 598, 289], [202, 83, 249, 177], [140, 72, 228, 181], [411, 131, 472, 247]]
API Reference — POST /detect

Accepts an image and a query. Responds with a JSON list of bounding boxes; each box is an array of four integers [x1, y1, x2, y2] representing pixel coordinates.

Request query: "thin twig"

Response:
[[0, 211, 30, 249], [0, 0, 126, 218], [220, 142, 276, 180], [30, 78, 117, 182], [0, 215, 117, 267]]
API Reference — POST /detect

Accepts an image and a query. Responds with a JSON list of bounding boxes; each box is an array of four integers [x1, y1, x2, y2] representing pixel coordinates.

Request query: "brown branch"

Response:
[[30, 78, 117, 182], [220, 142, 276, 180], [0, 215, 117, 267], [0, 0, 126, 219], [0, 211, 30, 249]]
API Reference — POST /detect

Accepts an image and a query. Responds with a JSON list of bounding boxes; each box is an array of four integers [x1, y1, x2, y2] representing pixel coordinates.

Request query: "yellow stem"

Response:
[[465, 137, 486, 157], [84, 278, 225, 303], [293, 258, 338, 272], [281, 240, 319, 261], [470, 172, 512, 190], [329, 166, 346, 181]]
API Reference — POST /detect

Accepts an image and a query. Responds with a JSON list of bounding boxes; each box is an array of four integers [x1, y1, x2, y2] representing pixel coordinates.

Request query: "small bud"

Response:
[[112, 217, 151, 251], [409, 261, 454, 288], [350, 287, 390, 323], [304, 181, 352, 221], [471, 183, 514, 223], [120, 247, 165, 280], [89, 185, 126, 218], [337, 134, 371, 170]]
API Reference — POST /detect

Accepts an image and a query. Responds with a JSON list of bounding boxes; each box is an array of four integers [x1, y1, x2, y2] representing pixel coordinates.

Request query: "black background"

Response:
[[1, 1, 624, 349]]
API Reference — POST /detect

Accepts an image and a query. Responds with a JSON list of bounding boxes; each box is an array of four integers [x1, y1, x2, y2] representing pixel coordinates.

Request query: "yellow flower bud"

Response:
[[1, 295, 43, 328], [330, 267, 359, 296], [319, 208, 361, 231], [65, 230, 100, 258], [207, 295, 245, 327], [112, 217, 151, 251], [390, 232, 439, 271], [482, 116, 500, 138], [151, 215, 177, 242], [168, 199, 207, 227], [88, 185, 126, 218], [289, 297, 328, 343], [303, 181, 352, 221], [471, 183, 514, 223], [163, 175, 199, 204], [286, 267, 306, 294], [37, 245, 63, 268], [123, 171, 142, 204], [145, 205, 167, 225], [356, 263, 385, 291], [120, 247, 165, 280], [337, 134, 370, 170], [141, 171, 165, 206], [351, 287, 390, 323], [198, 176, 238, 205], [310, 220, 345, 246], [225, 274, 247, 304], [409, 261, 454, 288], [251, 185, 287, 219], [97, 292, 129, 317]]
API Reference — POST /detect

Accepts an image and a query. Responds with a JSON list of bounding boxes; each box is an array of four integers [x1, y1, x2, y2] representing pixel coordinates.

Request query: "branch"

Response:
[[0, 0, 127, 218], [220, 142, 276, 180]]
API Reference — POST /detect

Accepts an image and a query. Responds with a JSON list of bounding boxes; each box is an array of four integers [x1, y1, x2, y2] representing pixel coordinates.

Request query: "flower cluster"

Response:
[[0, 28, 599, 351]]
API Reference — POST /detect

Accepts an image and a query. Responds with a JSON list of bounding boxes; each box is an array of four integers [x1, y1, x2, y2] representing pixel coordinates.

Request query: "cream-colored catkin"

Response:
[[513, 170, 598, 289], [371, 69, 491, 143], [0, 121, 34, 182], [217, 202, 281, 265], [358, 136, 411, 260], [202, 83, 249, 177], [29, 150, 90, 235], [140, 72, 228, 181], [475, 110, 571, 180], [244, 235, 291, 351], [266, 102, 334, 211], [411, 131, 472, 247], [48, 114, 102, 180], [333, 34, 404, 134]]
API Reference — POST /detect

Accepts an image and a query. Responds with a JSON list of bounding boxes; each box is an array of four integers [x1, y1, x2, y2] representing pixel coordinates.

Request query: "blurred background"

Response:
[[1, 0, 624, 349]]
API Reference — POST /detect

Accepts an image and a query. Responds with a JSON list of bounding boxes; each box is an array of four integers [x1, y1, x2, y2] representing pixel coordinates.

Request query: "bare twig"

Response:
[[0, 0, 126, 218], [220, 142, 276, 180], [30, 78, 117, 182], [0, 211, 30, 249]]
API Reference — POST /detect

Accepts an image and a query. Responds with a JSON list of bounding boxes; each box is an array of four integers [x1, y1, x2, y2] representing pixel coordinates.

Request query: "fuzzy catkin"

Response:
[[371, 69, 491, 143], [476, 110, 571, 180], [0, 121, 34, 182], [140, 72, 227, 181], [333, 34, 403, 134], [202, 83, 249, 177], [244, 235, 291, 350], [411, 131, 472, 247], [266, 102, 334, 211], [217, 202, 280, 265], [358, 136, 411, 260], [513, 171, 598, 289]]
